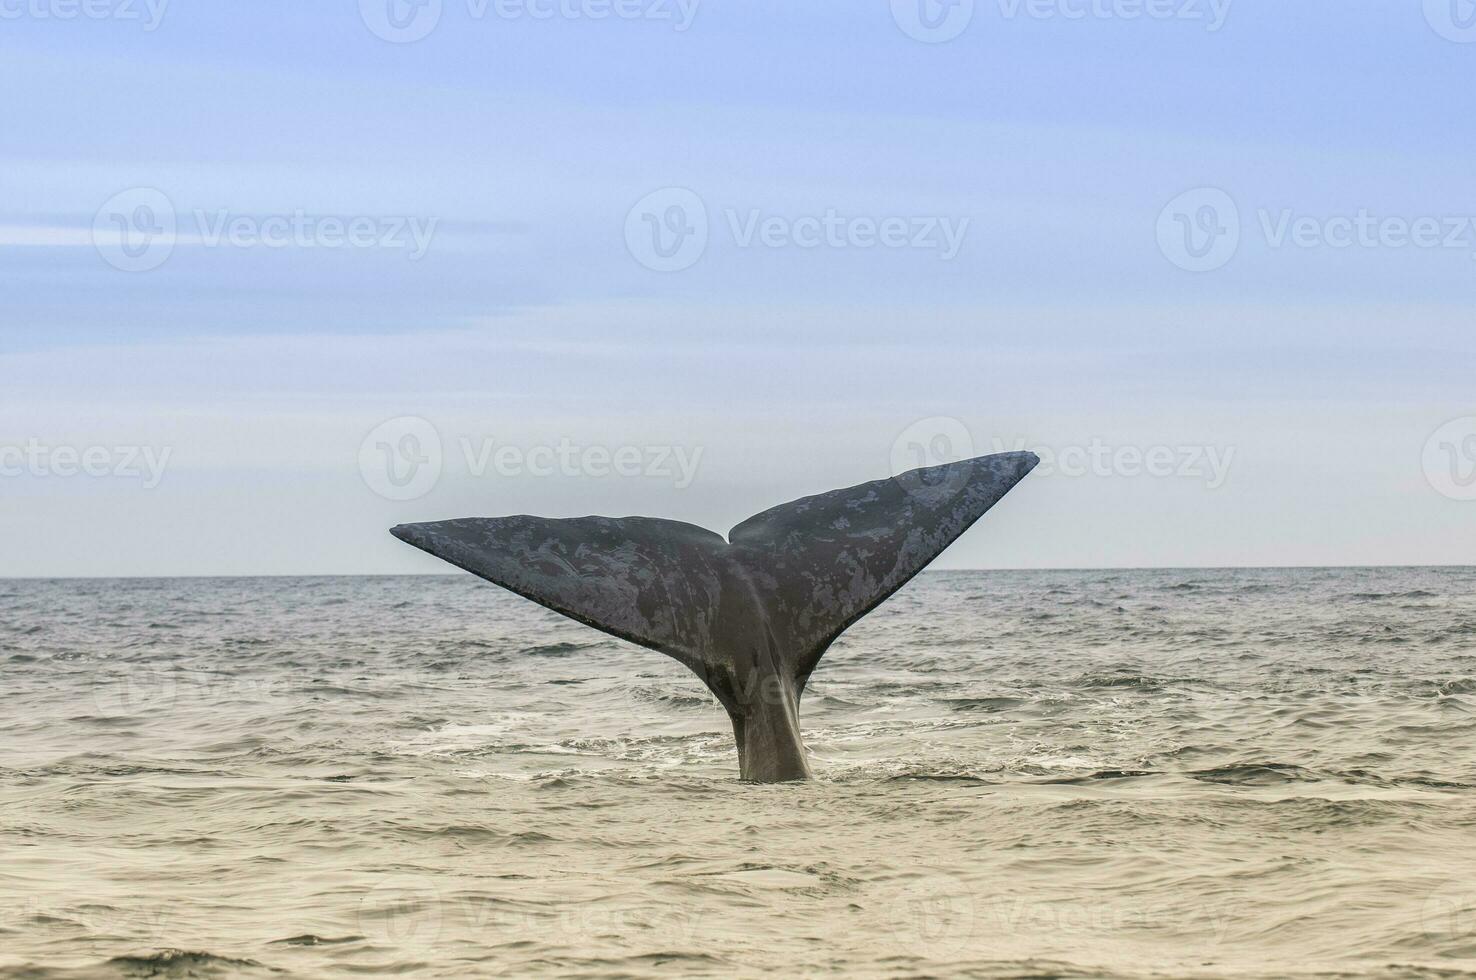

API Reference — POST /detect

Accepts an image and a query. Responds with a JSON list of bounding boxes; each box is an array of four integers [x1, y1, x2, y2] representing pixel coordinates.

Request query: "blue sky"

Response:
[[2, 0, 1474, 575]]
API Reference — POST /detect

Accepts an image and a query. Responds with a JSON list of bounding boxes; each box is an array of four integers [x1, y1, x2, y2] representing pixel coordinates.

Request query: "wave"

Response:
[[518, 641, 599, 657], [269, 934, 361, 946], [941, 696, 1027, 712], [1075, 673, 1170, 691], [97, 950, 267, 977], [631, 686, 715, 709]]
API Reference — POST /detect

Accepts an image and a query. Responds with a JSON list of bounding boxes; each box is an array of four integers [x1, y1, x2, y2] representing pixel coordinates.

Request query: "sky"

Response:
[[2, 0, 1474, 576]]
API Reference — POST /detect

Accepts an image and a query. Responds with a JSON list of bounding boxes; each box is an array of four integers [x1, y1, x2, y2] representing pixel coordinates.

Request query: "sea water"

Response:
[[1, 568, 1473, 977]]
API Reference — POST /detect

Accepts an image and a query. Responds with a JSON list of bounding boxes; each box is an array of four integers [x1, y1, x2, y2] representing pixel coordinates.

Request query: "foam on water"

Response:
[[1, 568, 1474, 977]]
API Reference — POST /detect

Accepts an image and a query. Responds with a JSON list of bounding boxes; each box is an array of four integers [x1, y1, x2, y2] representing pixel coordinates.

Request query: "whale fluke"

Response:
[[390, 450, 1039, 782]]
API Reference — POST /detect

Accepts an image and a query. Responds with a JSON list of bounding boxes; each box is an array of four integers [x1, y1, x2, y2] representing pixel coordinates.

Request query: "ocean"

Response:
[[1, 567, 1473, 978]]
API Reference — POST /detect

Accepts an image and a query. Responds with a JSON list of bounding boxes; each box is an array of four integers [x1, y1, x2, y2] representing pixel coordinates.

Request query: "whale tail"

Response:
[[390, 450, 1039, 781]]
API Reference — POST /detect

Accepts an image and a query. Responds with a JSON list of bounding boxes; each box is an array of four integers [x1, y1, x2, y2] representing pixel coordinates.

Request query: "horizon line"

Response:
[[2, 563, 1472, 582]]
